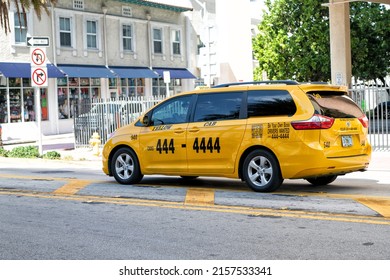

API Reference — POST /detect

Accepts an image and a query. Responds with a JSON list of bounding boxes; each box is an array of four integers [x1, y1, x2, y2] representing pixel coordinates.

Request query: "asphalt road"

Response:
[[0, 152, 390, 260]]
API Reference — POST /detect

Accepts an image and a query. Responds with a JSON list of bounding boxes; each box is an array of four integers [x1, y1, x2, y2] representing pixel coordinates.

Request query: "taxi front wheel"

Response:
[[111, 147, 143, 185], [242, 150, 283, 192]]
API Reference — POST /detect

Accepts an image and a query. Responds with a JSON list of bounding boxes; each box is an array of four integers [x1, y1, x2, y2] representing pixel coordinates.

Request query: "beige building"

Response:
[[0, 0, 198, 140], [1, 0, 259, 141]]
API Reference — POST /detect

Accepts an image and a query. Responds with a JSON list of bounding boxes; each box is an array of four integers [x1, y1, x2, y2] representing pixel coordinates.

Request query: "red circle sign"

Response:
[[32, 68, 47, 86], [31, 48, 46, 66]]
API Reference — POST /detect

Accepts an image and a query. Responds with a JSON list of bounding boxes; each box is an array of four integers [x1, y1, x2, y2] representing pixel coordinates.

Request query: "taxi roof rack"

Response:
[[212, 80, 299, 88]]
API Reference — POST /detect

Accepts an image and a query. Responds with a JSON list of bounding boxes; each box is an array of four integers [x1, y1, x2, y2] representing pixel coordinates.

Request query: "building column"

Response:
[[329, 1, 352, 87]]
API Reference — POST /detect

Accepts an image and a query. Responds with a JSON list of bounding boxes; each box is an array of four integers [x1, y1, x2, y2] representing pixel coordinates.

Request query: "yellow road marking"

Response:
[[0, 189, 389, 226], [52, 179, 92, 195], [355, 198, 390, 218], [277, 191, 390, 218], [3, 173, 390, 219], [0, 174, 94, 195], [185, 188, 215, 206]]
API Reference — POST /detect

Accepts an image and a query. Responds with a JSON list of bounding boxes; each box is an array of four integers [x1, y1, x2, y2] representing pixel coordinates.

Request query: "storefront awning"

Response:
[[109, 66, 159, 78], [0, 62, 65, 78], [153, 67, 197, 79], [57, 64, 116, 78]]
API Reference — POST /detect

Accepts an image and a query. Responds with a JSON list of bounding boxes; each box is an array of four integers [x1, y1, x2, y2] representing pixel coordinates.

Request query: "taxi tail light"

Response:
[[358, 115, 369, 128], [291, 114, 335, 130]]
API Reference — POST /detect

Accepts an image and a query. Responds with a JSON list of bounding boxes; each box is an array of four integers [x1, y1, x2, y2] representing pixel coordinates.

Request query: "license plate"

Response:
[[342, 135, 353, 147]]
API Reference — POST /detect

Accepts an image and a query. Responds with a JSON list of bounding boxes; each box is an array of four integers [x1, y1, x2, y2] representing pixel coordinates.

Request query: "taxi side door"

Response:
[[139, 95, 193, 174], [186, 91, 247, 175]]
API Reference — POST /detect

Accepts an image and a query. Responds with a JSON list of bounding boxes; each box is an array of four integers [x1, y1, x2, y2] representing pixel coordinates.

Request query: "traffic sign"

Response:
[[30, 48, 47, 66], [31, 67, 48, 87], [27, 36, 50, 47]]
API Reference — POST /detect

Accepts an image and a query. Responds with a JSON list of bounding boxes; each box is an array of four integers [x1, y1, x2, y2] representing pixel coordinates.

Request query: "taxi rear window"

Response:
[[308, 91, 364, 118]]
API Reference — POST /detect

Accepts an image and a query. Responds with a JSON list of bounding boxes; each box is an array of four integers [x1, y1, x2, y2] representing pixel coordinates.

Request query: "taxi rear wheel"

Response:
[[111, 147, 143, 185], [306, 175, 337, 186], [242, 150, 283, 192]]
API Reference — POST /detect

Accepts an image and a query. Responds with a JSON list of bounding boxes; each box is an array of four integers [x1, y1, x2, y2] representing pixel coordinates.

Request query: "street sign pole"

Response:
[[34, 86, 43, 155], [30, 41, 48, 156]]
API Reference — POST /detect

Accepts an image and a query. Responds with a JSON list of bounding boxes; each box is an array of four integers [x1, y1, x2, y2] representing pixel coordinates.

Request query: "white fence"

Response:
[[74, 96, 163, 148], [350, 77, 390, 151]]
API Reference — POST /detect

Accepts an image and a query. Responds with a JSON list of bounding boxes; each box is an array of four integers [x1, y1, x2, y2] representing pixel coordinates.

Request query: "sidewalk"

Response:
[[1, 133, 101, 162]]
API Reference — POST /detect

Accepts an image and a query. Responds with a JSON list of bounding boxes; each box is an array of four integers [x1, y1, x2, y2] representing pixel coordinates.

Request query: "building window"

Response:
[[14, 13, 27, 44], [152, 78, 182, 97], [109, 78, 117, 99], [171, 30, 181, 55], [86, 20, 97, 49], [0, 78, 7, 123], [122, 6, 132, 17], [153, 28, 163, 54], [59, 17, 72, 47], [57, 77, 101, 119], [0, 78, 47, 124], [73, 0, 84, 10], [120, 78, 145, 98], [122, 24, 133, 51]]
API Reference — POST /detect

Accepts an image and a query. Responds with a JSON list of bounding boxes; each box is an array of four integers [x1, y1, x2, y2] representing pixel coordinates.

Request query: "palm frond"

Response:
[[1, 0, 57, 34]]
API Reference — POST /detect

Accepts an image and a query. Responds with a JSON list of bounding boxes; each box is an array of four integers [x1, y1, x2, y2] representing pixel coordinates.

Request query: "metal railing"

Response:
[[350, 77, 390, 151], [74, 96, 163, 148]]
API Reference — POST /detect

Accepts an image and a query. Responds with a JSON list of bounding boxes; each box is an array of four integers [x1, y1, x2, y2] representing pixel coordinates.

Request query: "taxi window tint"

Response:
[[193, 92, 242, 122], [150, 95, 192, 125], [247, 90, 297, 117], [308, 92, 363, 118]]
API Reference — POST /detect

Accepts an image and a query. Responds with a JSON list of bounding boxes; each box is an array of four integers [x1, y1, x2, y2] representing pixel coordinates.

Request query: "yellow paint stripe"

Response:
[[185, 188, 215, 206], [355, 198, 390, 218], [0, 189, 389, 225], [52, 180, 92, 195], [3, 173, 390, 219]]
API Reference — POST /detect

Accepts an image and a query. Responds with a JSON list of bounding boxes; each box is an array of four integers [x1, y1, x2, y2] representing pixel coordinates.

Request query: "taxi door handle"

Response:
[[174, 128, 185, 134], [188, 127, 200, 133]]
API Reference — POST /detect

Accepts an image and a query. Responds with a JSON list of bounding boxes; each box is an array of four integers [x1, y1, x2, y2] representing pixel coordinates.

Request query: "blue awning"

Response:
[[0, 62, 65, 78], [110, 66, 158, 78], [153, 67, 197, 79], [57, 64, 116, 78]]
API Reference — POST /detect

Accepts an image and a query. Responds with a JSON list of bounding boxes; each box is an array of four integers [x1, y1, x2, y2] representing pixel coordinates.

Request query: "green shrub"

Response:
[[0, 147, 9, 157], [43, 151, 61, 160], [8, 146, 39, 158]]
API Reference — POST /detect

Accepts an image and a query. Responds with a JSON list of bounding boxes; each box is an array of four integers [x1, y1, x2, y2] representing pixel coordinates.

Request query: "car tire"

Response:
[[242, 150, 283, 192], [306, 175, 337, 186], [111, 147, 143, 185]]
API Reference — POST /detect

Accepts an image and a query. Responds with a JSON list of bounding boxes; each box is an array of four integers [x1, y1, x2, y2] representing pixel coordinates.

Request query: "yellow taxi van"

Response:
[[102, 81, 371, 192]]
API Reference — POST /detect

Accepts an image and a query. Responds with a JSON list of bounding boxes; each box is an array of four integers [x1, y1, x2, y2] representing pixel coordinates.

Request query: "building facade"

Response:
[[0, 0, 197, 141], [190, 0, 261, 86]]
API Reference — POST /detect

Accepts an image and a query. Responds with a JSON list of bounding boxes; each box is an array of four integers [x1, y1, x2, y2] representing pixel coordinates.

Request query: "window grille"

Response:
[[73, 0, 84, 10]]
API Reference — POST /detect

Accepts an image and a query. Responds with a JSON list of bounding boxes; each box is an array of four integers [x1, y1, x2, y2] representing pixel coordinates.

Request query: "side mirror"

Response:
[[142, 115, 149, 126]]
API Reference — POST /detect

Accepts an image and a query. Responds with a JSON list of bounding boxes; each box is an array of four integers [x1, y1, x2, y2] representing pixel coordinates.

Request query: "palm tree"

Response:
[[0, 0, 57, 34]]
